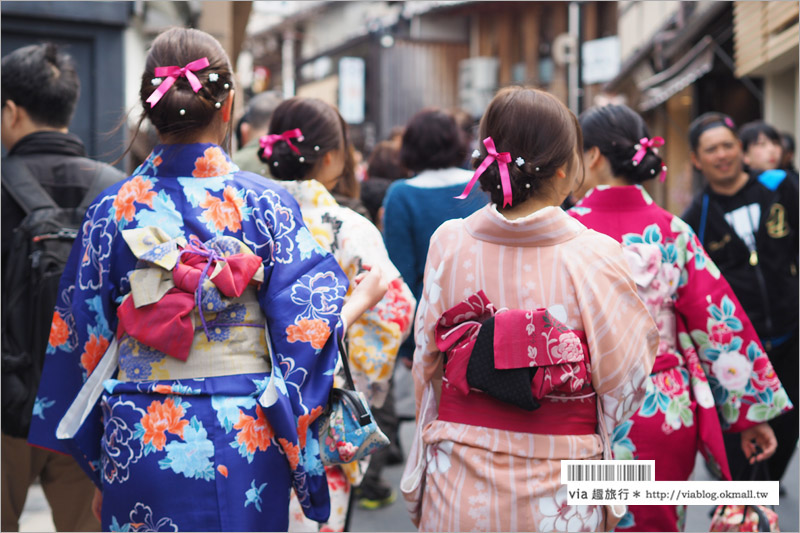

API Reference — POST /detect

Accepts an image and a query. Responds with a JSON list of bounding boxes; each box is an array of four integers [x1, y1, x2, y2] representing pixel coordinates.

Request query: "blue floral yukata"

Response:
[[27, 143, 349, 531]]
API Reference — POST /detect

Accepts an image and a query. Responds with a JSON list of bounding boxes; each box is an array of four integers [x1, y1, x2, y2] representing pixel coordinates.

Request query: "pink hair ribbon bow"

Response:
[[632, 136, 665, 166], [146, 57, 211, 108], [456, 137, 513, 207], [259, 129, 304, 159]]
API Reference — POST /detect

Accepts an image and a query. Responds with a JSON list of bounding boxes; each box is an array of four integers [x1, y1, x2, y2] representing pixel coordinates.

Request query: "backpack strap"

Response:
[[79, 161, 123, 210], [1, 157, 59, 214]]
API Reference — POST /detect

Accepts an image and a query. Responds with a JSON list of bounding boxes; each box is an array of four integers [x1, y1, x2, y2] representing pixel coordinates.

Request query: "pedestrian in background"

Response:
[[571, 104, 788, 532], [739, 120, 784, 173], [232, 89, 283, 176], [25, 27, 388, 531], [1, 42, 124, 533], [382, 109, 488, 368], [682, 112, 798, 484], [258, 96, 415, 531], [361, 139, 411, 230], [780, 131, 796, 173], [403, 87, 658, 531]]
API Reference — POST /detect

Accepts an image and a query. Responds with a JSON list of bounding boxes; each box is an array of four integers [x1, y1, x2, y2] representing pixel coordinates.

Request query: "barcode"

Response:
[[561, 460, 655, 483]]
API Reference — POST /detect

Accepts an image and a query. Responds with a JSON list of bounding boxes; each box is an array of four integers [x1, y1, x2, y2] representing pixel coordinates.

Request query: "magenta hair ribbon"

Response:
[[146, 57, 211, 108], [456, 137, 513, 207], [259, 128, 304, 159], [632, 136, 665, 166]]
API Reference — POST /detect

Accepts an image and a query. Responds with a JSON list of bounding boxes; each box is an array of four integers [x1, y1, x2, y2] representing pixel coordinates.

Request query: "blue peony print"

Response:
[[158, 416, 215, 481]]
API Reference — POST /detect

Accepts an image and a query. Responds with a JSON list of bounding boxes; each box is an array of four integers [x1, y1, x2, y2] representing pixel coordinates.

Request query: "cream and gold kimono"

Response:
[[404, 205, 659, 532]]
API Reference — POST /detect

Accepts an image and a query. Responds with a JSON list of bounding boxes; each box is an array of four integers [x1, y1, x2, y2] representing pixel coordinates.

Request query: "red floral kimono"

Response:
[[570, 185, 793, 532]]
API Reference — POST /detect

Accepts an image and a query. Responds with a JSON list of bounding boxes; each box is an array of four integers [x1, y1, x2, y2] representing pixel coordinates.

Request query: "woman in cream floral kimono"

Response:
[[257, 97, 415, 532], [402, 87, 659, 532]]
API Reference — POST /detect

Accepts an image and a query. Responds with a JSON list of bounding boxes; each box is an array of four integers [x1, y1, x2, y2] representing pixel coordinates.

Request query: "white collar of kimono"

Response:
[[464, 204, 586, 247], [406, 167, 474, 188]]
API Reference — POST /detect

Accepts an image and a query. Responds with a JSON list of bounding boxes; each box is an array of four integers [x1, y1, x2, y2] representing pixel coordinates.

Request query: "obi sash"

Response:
[[435, 290, 597, 435]]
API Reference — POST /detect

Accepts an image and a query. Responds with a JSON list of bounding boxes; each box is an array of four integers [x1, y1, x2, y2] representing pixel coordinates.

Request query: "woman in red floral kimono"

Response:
[[569, 104, 792, 532]]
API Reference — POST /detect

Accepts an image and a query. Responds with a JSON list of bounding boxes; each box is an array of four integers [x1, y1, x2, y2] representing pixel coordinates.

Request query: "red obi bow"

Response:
[[435, 290, 590, 398], [117, 237, 263, 362]]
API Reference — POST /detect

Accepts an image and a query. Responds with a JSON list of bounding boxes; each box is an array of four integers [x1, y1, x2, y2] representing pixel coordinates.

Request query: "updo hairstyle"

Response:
[[476, 87, 583, 205], [400, 109, 468, 173], [579, 104, 664, 184], [258, 97, 350, 182], [139, 27, 234, 141]]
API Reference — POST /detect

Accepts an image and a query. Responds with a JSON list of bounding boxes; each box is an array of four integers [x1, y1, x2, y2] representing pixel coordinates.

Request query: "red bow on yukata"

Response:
[[146, 57, 210, 108], [435, 290, 590, 398], [116, 237, 263, 362], [456, 137, 514, 207], [259, 129, 304, 159]]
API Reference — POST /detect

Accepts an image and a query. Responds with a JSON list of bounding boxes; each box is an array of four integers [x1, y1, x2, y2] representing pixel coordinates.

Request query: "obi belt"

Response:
[[115, 227, 270, 380], [435, 291, 596, 435]]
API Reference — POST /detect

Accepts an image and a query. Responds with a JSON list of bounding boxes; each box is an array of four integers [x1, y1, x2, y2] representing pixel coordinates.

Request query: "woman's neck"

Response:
[[499, 194, 560, 220]]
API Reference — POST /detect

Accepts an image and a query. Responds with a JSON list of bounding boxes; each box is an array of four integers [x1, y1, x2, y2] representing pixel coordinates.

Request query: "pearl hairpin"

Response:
[[223, 83, 230, 89], [151, 77, 163, 86], [214, 102, 221, 109], [525, 183, 531, 188], [472, 149, 481, 158], [314, 145, 320, 152], [299, 156, 305, 163], [515, 157, 525, 167], [273, 161, 279, 167], [179, 109, 186, 116], [208, 73, 219, 82]]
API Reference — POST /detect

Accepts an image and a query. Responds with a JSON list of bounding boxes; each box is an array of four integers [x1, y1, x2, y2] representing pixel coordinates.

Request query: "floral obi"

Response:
[[435, 291, 596, 435], [115, 227, 270, 381]]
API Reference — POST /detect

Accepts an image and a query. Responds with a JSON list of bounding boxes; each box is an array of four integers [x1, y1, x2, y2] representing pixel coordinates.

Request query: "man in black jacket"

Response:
[[683, 112, 798, 483], [1, 43, 122, 531]]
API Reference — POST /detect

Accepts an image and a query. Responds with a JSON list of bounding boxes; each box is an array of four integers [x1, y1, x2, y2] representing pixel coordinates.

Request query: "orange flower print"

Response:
[[233, 405, 273, 455], [286, 318, 331, 350], [217, 465, 229, 478], [48, 312, 69, 348], [199, 186, 245, 232], [139, 398, 190, 451], [113, 176, 157, 222], [192, 146, 231, 178], [297, 406, 323, 449], [279, 438, 301, 470], [153, 384, 173, 395], [80, 334, 109, 376]]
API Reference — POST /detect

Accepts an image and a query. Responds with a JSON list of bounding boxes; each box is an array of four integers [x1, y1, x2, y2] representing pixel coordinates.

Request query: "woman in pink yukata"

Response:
[[569, 104, 792, 532], [403, 87, 660, 532]]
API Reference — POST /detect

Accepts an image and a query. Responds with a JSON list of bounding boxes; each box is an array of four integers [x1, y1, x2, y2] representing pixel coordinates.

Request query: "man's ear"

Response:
[[3, 100, 20, 127], [690, 151, 701, 171], [240, 121, 252, 146]]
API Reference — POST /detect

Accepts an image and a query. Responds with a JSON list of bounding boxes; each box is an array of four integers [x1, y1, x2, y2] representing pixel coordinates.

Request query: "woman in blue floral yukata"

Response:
[[569, 104, 791, 532], [27, 27, 386, 532]]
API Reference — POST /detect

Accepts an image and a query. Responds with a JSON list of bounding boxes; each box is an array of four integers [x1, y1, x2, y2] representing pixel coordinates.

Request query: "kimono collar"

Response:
[[134, 143, 239, 179], [577, 184, 654, 211], [279, 179, 338, 210], [464, 204, 586, 247]]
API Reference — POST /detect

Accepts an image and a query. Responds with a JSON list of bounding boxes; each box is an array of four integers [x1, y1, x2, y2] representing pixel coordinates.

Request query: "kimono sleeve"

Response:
[[27, 194, 124, 484], [339, 215, 416, 408], [411, 225, 449, 418], [673, 218, 792, 432], [256, 187, 349, 419], [572, 236, 659, 435]]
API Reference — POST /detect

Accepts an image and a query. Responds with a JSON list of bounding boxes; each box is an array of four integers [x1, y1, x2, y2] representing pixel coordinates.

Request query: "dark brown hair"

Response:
[[116, 27, 234, 165], [400, 108, 468, 173], [476, 87, 583, 206], [367, 140, 410, 181], [580, 104, 664, 185], [259, 97, 351, 183], [140, 28, 233, 140]]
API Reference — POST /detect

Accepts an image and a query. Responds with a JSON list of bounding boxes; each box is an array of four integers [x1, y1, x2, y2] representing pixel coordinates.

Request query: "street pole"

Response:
[[568, 1, 581, 114], [282, 30, 295, 98]]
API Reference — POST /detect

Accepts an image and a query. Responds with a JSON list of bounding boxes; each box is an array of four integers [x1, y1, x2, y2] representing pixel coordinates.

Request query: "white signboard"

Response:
[[338, 57, 365, 124], [582, 36, 621, 85]]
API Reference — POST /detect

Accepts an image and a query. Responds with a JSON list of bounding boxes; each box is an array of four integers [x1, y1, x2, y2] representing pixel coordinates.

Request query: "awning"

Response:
[[637, 36, 715, 112]]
